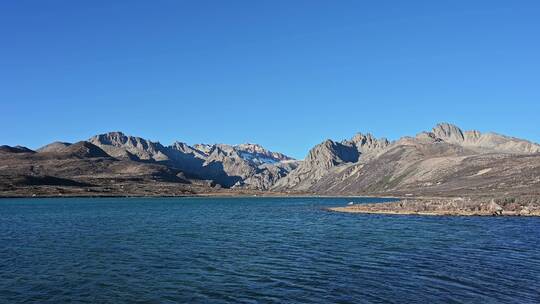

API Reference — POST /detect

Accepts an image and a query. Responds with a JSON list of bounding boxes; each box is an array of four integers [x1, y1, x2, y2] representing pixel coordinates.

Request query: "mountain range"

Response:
[[1, 123, 539, 198]]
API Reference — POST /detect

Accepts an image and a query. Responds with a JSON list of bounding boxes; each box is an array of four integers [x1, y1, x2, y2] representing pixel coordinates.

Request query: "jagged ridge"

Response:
[[274, 123, 540, 196]]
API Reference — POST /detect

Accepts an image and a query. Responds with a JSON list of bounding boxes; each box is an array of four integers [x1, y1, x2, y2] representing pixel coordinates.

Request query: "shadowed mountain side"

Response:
[[0, 145, 35, 154], [238, 161, 300, 190], [56, 141, 112, 159], [0, 141, 205, 196], [88, 131, 298, 189]]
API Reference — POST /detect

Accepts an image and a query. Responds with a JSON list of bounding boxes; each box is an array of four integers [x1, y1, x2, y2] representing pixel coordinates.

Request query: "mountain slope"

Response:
[[0, 145, 35, 154], [274, 123, 540, 197], [272, 133, 390, 191], [36, 142, 71, 153], [0, 141, 205, 197]]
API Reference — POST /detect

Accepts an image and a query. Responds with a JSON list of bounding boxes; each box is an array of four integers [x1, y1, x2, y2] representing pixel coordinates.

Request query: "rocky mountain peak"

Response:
[[306, 140, 359, 169], [170, 141, 190, 151], [170, 141, 207, 157], [271, 139, 359, 191], [206, 145, 232, 159], [188, 142, 294, 166], [432, 123, 465, 144], [234, 143, 294, 164], [193, 144, 213, 154], [90, 131, 163, 148], [425, 123, 540, 154], [88, 131, 168, 161], [348, 132, 391, 153], [90, 131, 128, 145], [235, 143, 266, 154], [350, 132, 375, 144]]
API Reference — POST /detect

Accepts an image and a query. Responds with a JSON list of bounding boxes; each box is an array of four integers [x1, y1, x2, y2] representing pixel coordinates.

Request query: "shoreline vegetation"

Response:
[[328, 197, 540, 217]]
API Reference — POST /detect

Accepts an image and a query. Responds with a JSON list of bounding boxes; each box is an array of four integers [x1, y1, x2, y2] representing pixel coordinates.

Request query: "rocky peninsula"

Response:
[[328, 197, 540, 216]]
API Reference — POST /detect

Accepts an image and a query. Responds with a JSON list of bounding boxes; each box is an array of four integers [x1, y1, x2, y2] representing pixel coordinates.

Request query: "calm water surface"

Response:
[[1, 197, 539, 303]]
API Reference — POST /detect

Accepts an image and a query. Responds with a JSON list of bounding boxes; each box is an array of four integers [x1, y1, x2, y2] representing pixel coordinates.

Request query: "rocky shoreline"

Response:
[[328, 197, 540, 217]]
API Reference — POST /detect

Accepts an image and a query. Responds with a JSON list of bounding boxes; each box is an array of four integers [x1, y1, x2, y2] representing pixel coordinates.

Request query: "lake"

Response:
[[1, 197, 539, 303]]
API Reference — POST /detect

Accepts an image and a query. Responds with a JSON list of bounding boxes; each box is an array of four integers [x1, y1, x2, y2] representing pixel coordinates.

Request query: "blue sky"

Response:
[[1, 1, 539, 159]]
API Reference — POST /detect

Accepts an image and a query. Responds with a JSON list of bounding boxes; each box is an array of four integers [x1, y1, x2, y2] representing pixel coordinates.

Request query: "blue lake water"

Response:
[[1, 197, 539, 303]]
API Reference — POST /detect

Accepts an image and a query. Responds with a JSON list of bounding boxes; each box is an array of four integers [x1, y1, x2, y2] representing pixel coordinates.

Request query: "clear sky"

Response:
[[1, 1, 539, 159]]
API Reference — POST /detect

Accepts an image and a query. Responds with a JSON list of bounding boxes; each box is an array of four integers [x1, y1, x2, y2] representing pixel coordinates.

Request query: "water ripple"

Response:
[[1, 197, 539, 303]]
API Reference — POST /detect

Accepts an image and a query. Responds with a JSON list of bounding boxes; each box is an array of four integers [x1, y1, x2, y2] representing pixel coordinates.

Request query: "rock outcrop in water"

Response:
[[328, 197, 540, 216]]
